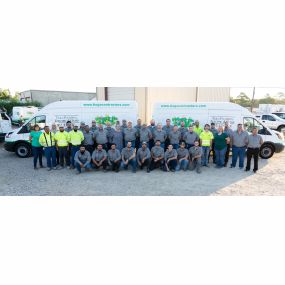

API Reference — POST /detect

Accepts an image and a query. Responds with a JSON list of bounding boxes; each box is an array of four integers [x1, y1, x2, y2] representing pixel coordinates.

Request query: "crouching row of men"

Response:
[[74, 140, 203, 174]]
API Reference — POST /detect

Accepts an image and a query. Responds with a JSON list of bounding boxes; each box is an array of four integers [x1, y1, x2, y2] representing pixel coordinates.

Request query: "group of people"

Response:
[[29, 118, 264, 174]]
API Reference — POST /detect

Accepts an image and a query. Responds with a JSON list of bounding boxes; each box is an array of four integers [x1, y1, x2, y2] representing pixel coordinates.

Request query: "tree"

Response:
[[0, 89, 11, 99], [231, 92, 251, 107], [258, 94, 276, 104]]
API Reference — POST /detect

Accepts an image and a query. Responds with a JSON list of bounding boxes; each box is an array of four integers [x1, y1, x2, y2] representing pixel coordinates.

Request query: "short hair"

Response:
[[204, 124, 210, 128], [66, 121, 71, 124], [111, 143, 116, 146], [211, 122, 215, 125], [155, 140, 161, 143]]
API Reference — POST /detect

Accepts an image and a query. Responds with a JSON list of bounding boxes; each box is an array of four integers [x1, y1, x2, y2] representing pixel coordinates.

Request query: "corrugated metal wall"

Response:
[[107, 87, 135, 100]]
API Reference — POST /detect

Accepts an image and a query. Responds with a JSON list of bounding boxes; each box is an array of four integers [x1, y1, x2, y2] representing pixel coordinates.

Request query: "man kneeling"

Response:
[[189, 140, 202, 174], [164, 144, 178, 172], [74, 146, 92, 174], [92, 144, 108, 172], [121, 141, 137, 173], [137, 142, 151, 173], [108, 143, 121, 172]]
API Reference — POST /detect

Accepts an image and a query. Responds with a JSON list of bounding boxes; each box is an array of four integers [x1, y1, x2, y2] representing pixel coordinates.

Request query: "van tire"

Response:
[[15, 142, 32, 158], [259, 144, 274, 159], [277, 125, 285, 132]]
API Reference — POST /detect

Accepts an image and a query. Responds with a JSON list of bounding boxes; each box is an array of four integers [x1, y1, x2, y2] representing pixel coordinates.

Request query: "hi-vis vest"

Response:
[[54, 131, 69, 147], [69, 130, 84, 146], [39, 132, 56, 147], [199, 131, 214, 147]]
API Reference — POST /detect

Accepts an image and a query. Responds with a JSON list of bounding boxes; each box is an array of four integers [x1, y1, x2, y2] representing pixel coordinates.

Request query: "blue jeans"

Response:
[[176, 159, 189, 171], [120, 158, 137, 172], [231, 145, 246, 168], [44, 146, 57, 168], [201, 146, 210, 166], [215, 147, 227, 167], [75, 162, 91, 173], [32, 146, 43, 168], [71, 146, 80, 167]]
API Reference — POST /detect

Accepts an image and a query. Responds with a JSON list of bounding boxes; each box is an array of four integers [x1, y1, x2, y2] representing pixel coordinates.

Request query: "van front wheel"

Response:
[[259, 144, 274, 159], [15, 142, 32, 158]]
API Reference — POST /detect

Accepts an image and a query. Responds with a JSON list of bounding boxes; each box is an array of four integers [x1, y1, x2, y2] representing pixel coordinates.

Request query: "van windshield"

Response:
[[243, 117, 270, 135], [23, 115, 46, 133]]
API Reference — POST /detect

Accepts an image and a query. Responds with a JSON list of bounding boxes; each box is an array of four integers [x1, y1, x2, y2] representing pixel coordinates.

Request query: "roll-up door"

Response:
[[107, 87, 135, 100]]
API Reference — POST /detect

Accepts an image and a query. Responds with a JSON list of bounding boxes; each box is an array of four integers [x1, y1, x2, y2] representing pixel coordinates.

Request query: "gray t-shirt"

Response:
[[83, 131, 94, 146], [108, 149, 121, 162], [247, 134, 263, 148], [231, 131, 249, 147], [151, 146, 164, 158], [169, 130, 181, 144], [153, 130, 167, 143], [93, 129, 108, 144], [123, 128, 137, 141], [92, 149, 107, 161], [74, 150, 91, 165], [177, 148, 189, 160], [140, 128, 152, 142], [184, 132, 199, 145], [121, 147, 136, 160], [189, 146, 202, 158], [137, 148, 151, 162], [164, 149, 178, 160]]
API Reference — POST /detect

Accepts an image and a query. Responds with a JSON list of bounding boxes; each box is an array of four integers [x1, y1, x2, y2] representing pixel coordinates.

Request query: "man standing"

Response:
[[150, 140, 164, 171], [93, 124, 108, 151], [199, 124, 214, 167], [139, 123, 152, 148], [136, 142, 151, 173], [134, 118, 142, 149], [193, 120, 203, 136], [64, 120, 73, 167], [176, 142, 189, 171], [69, 124, 84, 169], [39, 126, 57, 171], [79, 122, 86, 133], [163, 119, 173, 151], [123, 122, 137, 148], [153, 124, 167, 150], [54, 125, 70, 169], [183, 126, 199, 150], [107, 143, 121, 172], [164, 144, 178, 172], [83, 125, 95, 155], [74, 146, 92, 174], [65, 120, 73, 133], [178, 121, 187, 143], [121, 141, 137, 173], [90, 120, 98, 133], [209, 122, 218, 164], [245, 127, 263, 173], [224, 121, 234, 167], [51, 123, 59, 165], [148, 119, 156, 150], [169, 125, 181, 150], [92, 144, 108, 172], [189, 140, 202, 174], [105, 122, 115, 150], [230, 124, 249, 169]]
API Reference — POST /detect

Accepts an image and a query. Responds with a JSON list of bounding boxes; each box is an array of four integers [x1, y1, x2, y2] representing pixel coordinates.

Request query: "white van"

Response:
[[11, 106, 39, 125], [152, 102, 285, 159], [4, 100, 138, 157], [255, 113, 285, 132], [0, 110, 12, 142]]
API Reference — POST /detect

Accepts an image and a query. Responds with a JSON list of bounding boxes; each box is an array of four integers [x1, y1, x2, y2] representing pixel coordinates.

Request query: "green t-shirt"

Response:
[[214, 133, 228, 150], [30, 131, 42, 147]]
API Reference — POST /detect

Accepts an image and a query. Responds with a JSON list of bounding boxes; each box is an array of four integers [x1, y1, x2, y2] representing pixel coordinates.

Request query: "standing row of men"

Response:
[[32, 118, 264, 174]]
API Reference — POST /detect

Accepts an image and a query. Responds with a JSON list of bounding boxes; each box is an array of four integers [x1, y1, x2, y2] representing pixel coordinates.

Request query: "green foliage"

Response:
[[172, 117, 194, 127], [95, 115, 118, 125], [0, 98, 42, 115], [0, 89, 11, 100]]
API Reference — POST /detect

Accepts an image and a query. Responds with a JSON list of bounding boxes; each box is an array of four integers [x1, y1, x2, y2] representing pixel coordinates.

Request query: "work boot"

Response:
[[47, 168, 52, 171]]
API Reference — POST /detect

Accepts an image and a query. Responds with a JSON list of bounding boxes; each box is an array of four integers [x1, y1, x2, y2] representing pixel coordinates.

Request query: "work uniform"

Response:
[[112, 130, 124, 151], [193, 126, 203, 136], [134, 124, 142, 149], [51, 128, 59, 165], [176, 147, 189, 171], [136, 147, 151, 172], [91, 149, 108, 170], [64, 127, 73, 133], [54, 130, 70, 167], [93, 129, 108, 150], [83, 131, 95, 154], [153, 129, 167, 149], [169, 130, 181, 149], [178, 126, 187, 143], [64, 126, 73, 165], [150, 146, 164, 171], [183, 131, 199, 149], [74, 150, 91, 173], [214, 132, 229, 168], [163, 125, 173, 150], [231, 130, 249, 168], [39, 131, 57, 169], [108, 149, 121, 172], [69, 130, 84, 167], [246, 134, 263, 172], [105, 126, 115, 150], [139, 127, 152, 147], [148, 124, 156, 150], [121, 147, 137, 172], [199, 131, 214, 166], [164, 149, 178, 171], [123, 128, 137, 148], [189, 146, 202, 173], [90, 126, 98, 133]]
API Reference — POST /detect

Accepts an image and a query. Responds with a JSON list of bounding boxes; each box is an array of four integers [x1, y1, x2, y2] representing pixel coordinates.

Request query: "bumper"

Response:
[[4, 141, 15, 152], [274, 143, 285, 153]]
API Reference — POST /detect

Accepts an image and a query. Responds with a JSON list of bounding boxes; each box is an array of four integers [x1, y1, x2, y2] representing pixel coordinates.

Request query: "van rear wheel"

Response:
[[15, 142, 32, 158], [259, 144, 274, 159], [277, 125, 285, 132]]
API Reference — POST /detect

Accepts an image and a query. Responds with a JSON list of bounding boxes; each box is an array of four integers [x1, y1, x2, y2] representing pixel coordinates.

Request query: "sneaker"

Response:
[[53, 167, 57, 170], [67, 166, 71, 169], [76, 171, 81, 175], [253, 170, 257, 173], [230, 165, 235, 168], [47, 168, 52, 171], [57, 166, 63, 170], [245, 169, 250, 172]]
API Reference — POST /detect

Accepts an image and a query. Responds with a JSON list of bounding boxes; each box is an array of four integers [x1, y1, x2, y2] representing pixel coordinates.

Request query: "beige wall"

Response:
[[96, 87, 230, 123]]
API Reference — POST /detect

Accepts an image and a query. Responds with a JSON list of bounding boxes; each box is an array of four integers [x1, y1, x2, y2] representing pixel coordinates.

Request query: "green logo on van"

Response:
[[172, 117, 194, 127], [95, 115, 118, 125]]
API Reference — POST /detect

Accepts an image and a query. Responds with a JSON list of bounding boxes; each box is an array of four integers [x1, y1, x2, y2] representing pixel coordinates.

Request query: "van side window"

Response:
[[267, 115, 276, 121], [243, 117, 269, 135], [19, 115, 46, 134]]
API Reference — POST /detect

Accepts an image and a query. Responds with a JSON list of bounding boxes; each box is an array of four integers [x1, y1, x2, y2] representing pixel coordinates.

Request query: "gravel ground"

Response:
[[0, 142, 284, 196]]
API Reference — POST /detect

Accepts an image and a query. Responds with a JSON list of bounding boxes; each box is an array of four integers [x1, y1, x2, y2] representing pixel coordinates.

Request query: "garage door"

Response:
[[107, 87, 135, 100]]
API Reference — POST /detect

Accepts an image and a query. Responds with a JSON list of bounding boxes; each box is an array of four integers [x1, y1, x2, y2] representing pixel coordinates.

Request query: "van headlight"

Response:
[[5, 132, 13, 138]]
